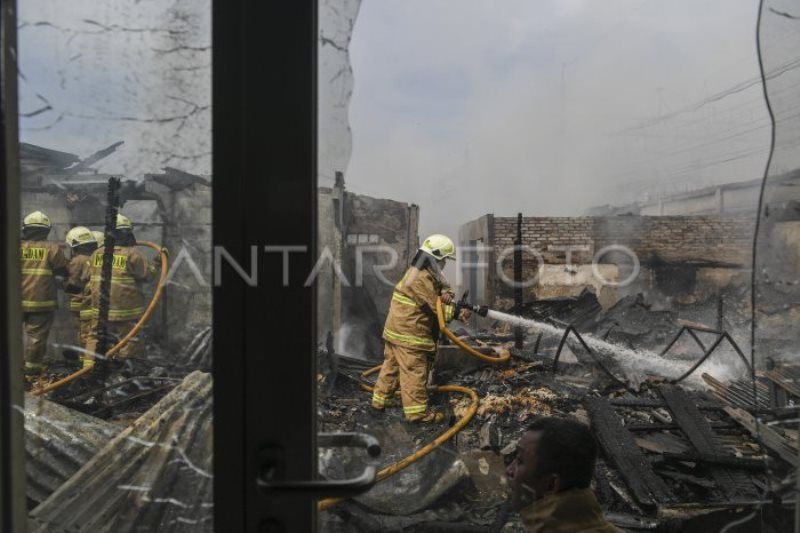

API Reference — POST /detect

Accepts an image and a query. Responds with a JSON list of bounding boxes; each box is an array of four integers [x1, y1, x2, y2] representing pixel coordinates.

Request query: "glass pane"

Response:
[[319, 1, 796, 531], [18, 1, 213, 530]]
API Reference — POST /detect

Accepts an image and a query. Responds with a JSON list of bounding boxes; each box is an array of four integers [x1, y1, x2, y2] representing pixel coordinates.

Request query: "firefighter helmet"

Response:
[[115, 213, 133, 230], [92, 230, 105, 248], [23, 211, 51, 229], [65, 226, 97, 248], [420, 234, 456, 261]]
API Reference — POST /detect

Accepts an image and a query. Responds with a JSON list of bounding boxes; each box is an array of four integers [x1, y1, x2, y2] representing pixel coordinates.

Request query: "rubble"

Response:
[[319, 309, 798, 531], [29, 371, 212, 532], [23, 393, 120, 505]]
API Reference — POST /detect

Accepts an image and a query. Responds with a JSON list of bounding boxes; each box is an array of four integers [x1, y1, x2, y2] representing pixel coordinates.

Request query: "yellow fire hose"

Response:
[[32, 241, 169, 396], [318, 298, 510, 511], [435, 298, 511, 364]]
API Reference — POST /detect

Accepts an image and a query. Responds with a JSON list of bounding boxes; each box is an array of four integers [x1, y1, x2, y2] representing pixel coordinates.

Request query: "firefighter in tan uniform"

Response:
[[20, 211, 69, 376], [372, 234, 471, 423], [64, 227, 99, 350], [83, 214, 154, 363]]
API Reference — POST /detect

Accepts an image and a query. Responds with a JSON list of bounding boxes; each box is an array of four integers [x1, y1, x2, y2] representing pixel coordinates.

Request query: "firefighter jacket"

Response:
[[66, 253, 92, 315], [383, 265, 455, 352], [20, 240, 68, 313], [84, 246, 152, 322], [520, 488, 622, 533]]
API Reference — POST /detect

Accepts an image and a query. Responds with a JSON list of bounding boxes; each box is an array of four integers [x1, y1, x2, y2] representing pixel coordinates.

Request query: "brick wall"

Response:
[[487, 214, 755, 306], [493, 216, 595, 264], [593, 216, 754, 266], [493, 215, 754, 268]]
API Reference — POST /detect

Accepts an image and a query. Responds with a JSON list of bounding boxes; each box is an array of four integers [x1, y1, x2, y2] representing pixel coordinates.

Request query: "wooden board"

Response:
[[763, 370, 800, 399], [659, 385, 758, 500], [586, 398, 674, 508], [724, 406, 798, 466]]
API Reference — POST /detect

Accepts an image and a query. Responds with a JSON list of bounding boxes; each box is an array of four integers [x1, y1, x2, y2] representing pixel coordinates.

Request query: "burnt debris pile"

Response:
[[25, 372, 213, 532], [319, 302, 798, 532]]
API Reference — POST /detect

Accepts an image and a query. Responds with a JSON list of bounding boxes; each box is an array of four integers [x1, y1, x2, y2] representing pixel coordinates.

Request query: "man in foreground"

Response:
[[506, 417, 621, 532]]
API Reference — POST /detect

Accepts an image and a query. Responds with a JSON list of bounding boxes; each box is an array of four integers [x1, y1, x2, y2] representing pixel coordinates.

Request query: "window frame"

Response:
[[0, 0, 26, 529], [212, 0, 318, 531]]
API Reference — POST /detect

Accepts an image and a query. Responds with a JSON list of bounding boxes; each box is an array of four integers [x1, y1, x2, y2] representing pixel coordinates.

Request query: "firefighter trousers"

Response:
[[372, 342, 434, 421], [71, 312, 93, 348], [23, 311, 54, 366], [85, 319, 141, 359]]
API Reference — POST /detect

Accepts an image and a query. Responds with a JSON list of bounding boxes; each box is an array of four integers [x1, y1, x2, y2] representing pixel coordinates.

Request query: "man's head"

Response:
[[110, 213, 136, 245], [506, 417, 597, 510], [65, 226, 98, 256], [419, 234, 455, 266], [22, 210, 52, 241]]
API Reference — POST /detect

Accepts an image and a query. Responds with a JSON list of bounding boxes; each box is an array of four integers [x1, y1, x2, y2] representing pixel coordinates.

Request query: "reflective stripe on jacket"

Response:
[[67, 253, 92, 315], [20, 240, 67, 312], [84, 246, 151, 322], [382, 265, 454, 352]]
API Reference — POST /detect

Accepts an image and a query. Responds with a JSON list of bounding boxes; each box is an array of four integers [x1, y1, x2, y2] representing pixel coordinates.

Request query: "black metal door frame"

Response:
[[0, 0, 26, 530], [213, 0, 318, 531]]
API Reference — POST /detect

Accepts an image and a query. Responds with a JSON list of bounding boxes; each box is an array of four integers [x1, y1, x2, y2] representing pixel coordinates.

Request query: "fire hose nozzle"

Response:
[[462, 304, 489, 317], [454, 292, 489, 318]]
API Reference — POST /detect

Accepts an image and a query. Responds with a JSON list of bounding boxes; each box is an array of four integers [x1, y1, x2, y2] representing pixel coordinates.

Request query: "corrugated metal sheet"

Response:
[[30, 371, 213, 531], [24, 393, 120, 505]]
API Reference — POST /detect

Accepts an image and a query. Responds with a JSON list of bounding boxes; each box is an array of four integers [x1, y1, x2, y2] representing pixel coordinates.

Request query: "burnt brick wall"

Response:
[[492, 215, 754, 268], [488, 215, 754, 306], [592, 216, 754, 266]]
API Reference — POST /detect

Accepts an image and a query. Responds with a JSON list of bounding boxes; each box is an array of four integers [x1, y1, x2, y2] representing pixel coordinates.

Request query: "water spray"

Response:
[[451, 288, 746, 386], [481, 308, 747, 386]]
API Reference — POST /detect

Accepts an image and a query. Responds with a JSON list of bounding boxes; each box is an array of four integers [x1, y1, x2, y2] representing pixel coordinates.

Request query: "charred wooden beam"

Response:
[[586, 398, 675, 509], [625, 421, 735, 432], [657, 452, 769, 471], [659, 385, 758, 501], [763, 369, 800, 399], [610, 398, 721, 410], [513, 212, 523, 349], [702, 373, 771, 411], [724, 406, 797, 466]]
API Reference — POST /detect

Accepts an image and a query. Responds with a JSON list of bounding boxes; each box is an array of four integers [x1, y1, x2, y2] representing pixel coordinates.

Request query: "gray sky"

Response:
[[18, 0, 210, 178], [17, 1, 769, 246], [343, 0, 768, 240]]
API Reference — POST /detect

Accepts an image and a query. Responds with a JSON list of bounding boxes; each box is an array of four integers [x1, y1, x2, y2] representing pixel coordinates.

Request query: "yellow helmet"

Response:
[[23, 211, 51, 229], [65, 226, 97, 248], [92, 230, 105, 248], [420, 234, 456, 261], [115, 213, 133, 230]]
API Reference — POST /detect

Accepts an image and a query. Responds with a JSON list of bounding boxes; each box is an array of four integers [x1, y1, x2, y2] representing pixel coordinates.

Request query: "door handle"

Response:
[[258, 432, 381, 498]]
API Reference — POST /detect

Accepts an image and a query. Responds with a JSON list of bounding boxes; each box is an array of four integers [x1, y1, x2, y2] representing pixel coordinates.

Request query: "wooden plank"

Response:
[[586, 398, 674, 508], [635, 437, 686, 455], [659, 385, 757, 500], [763, 370, 800, 399], [611, 398, 720, 409], [626, 421, 734, 432], [724, 406, 797, 466], [702, 374, 770, 410]]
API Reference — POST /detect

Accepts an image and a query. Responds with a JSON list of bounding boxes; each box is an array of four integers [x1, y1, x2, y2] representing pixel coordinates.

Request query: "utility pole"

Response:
[[514, 213, 523, 349]]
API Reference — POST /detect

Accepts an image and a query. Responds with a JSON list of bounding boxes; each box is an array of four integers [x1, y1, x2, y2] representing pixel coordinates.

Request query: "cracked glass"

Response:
[[17, 1, 213, 530]]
